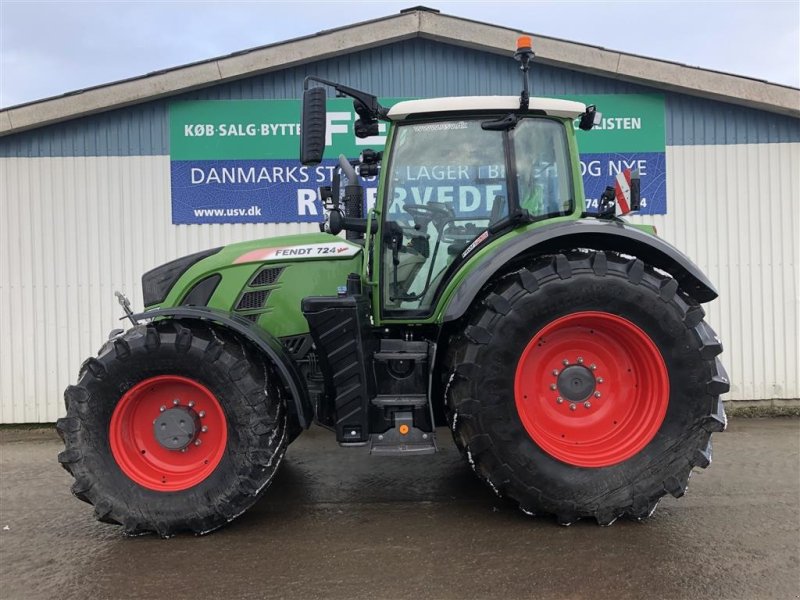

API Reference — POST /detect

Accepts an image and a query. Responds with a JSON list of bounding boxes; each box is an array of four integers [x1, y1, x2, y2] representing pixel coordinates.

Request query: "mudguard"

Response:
[[131, 306, 313, 429], [442, 219, 718, 322]]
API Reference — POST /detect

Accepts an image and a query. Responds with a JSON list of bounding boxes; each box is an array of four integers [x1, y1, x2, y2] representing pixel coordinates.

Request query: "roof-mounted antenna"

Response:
[[514, 36, 535, 111]]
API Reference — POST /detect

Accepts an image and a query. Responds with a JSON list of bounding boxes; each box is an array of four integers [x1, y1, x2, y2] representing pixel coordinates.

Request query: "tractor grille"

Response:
[[236, 290, 270, 311], [251, 267, 283, 287], [235, 266, 283, 321]]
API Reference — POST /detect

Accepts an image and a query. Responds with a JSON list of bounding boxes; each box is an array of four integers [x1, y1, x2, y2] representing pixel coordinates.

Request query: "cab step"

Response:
[[369, 410, 437, 455]]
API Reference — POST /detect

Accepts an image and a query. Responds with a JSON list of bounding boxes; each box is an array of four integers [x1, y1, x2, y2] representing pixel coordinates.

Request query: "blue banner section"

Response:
[[171, 152, 666, 224], [171, 159, 336, 224], [580, 152, 666, 215]]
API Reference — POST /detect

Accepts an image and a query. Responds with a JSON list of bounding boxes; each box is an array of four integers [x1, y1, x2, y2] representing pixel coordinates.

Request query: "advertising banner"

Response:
[[566, 94, 666, 215], [169, 94, 666, 224]]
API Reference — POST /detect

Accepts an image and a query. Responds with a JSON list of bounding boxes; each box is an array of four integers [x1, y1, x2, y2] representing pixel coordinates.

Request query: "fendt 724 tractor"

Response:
[[58, 38, 728, 536]]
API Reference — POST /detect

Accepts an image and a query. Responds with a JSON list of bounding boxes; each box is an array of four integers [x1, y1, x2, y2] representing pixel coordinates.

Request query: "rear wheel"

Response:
[[57, 321, 288, 536], [445, 251, 728, 525]]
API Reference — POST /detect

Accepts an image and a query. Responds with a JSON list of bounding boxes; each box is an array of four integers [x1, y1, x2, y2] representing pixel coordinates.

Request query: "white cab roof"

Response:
[[387, 96, 586, 120]]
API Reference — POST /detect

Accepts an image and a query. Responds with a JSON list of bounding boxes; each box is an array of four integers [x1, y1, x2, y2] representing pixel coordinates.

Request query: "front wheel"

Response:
[[57, 321, 288, 536], [445, 251, 728, 525]]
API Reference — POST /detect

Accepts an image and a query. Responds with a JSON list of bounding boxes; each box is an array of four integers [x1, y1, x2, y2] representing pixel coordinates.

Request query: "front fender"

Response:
[[131, 306, 313, 429], [442, 219, 718, 323]]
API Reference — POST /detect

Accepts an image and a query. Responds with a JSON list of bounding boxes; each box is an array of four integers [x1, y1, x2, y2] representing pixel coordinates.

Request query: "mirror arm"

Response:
[[303, 76, 389, 120]]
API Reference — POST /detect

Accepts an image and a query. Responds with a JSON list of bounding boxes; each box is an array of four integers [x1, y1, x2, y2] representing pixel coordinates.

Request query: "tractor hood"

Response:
[[224, 234, 361, 264], [141, 233, 363, 338]]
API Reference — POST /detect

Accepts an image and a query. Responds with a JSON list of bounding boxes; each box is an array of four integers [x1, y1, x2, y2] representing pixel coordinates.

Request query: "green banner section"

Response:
[[171, 99, 303, 160], [170, 98, 405, 160], [169, 94, 665, 159], [565, 94, 666, 153]]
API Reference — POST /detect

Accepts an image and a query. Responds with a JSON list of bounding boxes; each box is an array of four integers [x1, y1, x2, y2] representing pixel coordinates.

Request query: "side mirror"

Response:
[[300, 87, 327, 165], [578, 105, 601, 131]]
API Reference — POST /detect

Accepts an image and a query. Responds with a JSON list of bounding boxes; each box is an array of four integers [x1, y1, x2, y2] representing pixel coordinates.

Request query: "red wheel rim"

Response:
[[514, 311, 669, 468], [109, 375, 228, 491]]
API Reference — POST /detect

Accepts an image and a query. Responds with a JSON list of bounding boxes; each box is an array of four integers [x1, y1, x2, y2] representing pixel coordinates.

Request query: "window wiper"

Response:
[[481, 114, 519, 131]]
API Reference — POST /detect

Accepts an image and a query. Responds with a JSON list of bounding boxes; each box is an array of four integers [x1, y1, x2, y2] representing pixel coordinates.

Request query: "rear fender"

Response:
[[131, 306, 313, 429], [442, 219, 718, 323]]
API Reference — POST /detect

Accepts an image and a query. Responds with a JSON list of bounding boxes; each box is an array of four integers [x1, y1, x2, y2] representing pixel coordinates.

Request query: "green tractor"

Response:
[[57, 39, 728, 536]]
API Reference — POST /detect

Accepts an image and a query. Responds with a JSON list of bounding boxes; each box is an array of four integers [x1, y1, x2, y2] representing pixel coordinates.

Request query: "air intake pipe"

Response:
[[339, 154, 365, 242]]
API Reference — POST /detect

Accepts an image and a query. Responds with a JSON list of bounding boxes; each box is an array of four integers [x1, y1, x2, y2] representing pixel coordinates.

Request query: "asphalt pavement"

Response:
[[1, 418, 798, 600]]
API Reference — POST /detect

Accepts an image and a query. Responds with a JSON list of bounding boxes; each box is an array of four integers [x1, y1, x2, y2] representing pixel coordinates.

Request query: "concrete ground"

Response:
[[0, 418, 798, 600]]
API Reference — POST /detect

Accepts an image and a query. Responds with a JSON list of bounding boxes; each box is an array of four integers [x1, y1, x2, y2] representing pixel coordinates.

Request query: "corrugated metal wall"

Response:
[[630, 143, 800, 402], [0, 156, 318, 423], [2, 142, 798, 422], [2, 36, 799, 422]]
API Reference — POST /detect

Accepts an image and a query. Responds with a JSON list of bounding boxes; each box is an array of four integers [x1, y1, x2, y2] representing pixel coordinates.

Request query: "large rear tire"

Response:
[[57, 321, 288, 536], [445, 251, 728, 525]]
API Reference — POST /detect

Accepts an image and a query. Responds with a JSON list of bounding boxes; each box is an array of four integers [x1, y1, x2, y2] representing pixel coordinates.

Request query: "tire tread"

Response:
[[58, 321, 289, 537], [445, 250, 727, 525]]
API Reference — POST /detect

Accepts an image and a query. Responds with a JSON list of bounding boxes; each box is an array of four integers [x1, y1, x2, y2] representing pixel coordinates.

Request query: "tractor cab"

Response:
[[378, 97, 582, 316], [299, 37, 593, 321], [295, 38, 596, 451]]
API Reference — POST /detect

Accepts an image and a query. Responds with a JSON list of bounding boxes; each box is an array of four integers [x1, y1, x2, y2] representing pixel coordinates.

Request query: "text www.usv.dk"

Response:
[[192, 205, 263, 218]]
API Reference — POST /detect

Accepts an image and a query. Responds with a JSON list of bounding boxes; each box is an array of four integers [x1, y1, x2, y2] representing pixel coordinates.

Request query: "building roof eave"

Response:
[[0, 10, 422, 136], [417, 11, 800, 119], [1, 7, 798, 137]]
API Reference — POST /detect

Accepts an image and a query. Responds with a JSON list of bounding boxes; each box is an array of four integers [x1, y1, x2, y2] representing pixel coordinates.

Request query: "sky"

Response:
[[1, 0, 798, 109]]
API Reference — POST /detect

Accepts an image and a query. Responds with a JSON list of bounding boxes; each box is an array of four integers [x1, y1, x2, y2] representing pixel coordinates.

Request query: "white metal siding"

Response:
[[0, 156, 318, 423], [629, 143, 800, 402], [1, 144, 798, 422]]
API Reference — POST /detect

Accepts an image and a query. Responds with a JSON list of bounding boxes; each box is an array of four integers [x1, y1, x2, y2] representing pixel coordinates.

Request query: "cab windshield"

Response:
[[381, 117, 573, 316]]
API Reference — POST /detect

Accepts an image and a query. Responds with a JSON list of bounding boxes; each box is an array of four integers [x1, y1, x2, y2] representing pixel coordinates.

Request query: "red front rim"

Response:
[[514, 311, 669, 468], [109, 375, 228, 491]]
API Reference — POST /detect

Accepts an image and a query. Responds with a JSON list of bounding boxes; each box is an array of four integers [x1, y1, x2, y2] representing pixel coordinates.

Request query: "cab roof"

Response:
[[387, 96, 586, 120]]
